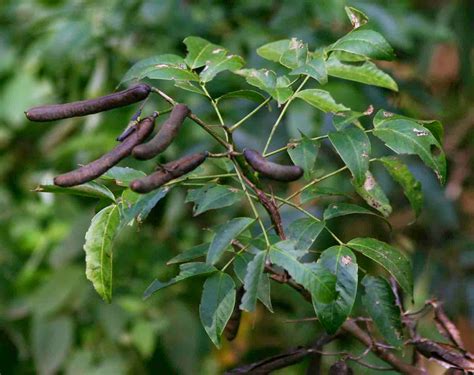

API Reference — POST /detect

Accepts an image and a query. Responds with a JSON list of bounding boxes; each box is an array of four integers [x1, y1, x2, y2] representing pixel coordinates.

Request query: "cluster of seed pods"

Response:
[[25, 84, 304, 193]]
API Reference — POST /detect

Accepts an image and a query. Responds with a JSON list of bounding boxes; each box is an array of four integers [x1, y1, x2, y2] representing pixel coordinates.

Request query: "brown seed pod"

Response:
[[130, 151, 208, 194], [25, 84, 151, 122], [54, 116, 155, 187], [243, 149, 303, 182], [224, 286, 245, 341], [132, 103, 190, 160], [329, 360, 354, 375]]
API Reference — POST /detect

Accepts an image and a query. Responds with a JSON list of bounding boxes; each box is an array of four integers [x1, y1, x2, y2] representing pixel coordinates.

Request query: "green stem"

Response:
[[263, 76, 310, 156], [229, 97, 271, 132]]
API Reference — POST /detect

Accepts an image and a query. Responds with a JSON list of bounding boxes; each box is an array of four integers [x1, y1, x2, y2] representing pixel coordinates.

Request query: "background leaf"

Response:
[[362, 275, 404, 347], [143, 262, 216, 298], [83, 204, 120, 303], [199, 272, 236, 347]]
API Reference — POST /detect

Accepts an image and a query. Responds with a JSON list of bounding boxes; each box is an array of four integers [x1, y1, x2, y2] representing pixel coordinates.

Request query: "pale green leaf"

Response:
[[257, 39, 292, 62], [199, 272, 236, 347], [290, 54, 328, 84], [84, 204, 121, 302], [279, 38, 308, 69], [101, 167, 146, 187], [295, 89, 349, 113], [326, 56, 398, 91], [216, 90, 266, 104], [183, 36, 226, 69], [34, 181, 115, 202], [200, 54, 245, 82], [120, 54, 187, 83]]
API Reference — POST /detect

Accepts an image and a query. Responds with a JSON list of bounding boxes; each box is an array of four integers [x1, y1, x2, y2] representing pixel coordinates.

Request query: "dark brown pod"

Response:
[[54, 116, 155, 187], [243, 149, 303, 182], [223, 286, 245, 341], [329, 360, 354, 375], [132, 104, 190, 160], [130, 151, 208, 194], [25, 84, 151, 122]]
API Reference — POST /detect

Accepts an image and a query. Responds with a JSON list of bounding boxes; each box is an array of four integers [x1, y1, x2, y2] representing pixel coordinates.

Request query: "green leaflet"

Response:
[[83, 204, 121, 303]]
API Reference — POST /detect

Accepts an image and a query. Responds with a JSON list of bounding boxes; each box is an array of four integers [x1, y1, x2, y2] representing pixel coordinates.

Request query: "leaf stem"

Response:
[[263, 76, 309, 156], [229, 97, 271, 132]]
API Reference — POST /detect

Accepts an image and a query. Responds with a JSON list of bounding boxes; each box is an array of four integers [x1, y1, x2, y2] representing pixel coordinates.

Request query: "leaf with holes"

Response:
[[327, 29, 395, 61], [316, 246, 358, 333], [200, 54, 245, 82], [183, 36, 226, 69], [279, 38, 308, 69], [290, 54, 328, 84], [373, 110, 446, 184], [186, 184, 243, 216], [83, 204, 120, 302], [199, 272, 236, 347], [287, 218, 325, 251], [328, 126, 370, 185], [143, 262, 216, 298], [379, 157, 423, 219], [348, 237, 413, 296], [207, 217, 254, 265], [353, 171, 392, 217], [362, 275, 404, 347], [345, 6, 369, 29], [326, 57, 398, 91], [295, 89, 349, 113]]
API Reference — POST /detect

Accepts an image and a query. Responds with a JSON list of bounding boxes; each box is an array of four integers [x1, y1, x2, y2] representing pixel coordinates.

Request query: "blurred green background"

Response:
[[0, 0, 473, 374]]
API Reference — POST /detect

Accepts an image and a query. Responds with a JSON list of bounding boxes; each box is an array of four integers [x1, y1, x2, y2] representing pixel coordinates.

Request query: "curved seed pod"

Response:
[[132, 104, 190, 160], [243, 149, 303, 182], [329, 360, 354, 375], [54, 116, 155, 187], [224, 286, 245, 341], [130, 151, 207, 194], [25, 84, 151, 122]]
